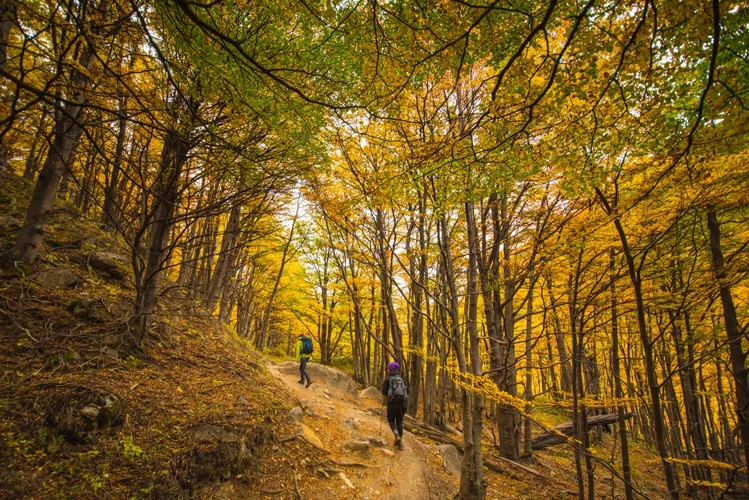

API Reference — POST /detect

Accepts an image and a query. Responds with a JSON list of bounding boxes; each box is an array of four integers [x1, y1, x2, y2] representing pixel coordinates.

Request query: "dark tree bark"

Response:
[[134, 120, 195, 338], [375, 208, 404, 367], [255, 201, 299, 351], [610, 249, 634, 500], [497, 194, 520, 460], [23, 105, 52, 180], [595, 187, 679, 499], [10, 1, 111, 264], [463, 200, 486, 499], [0, 3, 16, 171], [11, 79, 89, 263], [707, 210, 749, 471], [0, 3, 14, 71], [102, 95, 128, 229], [545, 275, 573, 395], [205, 200, 241, 313], [407, 190, 427, 415]]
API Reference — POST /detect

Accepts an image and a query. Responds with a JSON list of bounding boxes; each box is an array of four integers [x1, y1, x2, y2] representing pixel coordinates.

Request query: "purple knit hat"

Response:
[[387, 361, 400, 372]]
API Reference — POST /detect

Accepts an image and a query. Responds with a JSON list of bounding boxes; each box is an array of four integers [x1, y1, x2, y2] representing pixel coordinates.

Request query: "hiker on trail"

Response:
[[382, 361, 408, 450], [296, 334, 313, 388]]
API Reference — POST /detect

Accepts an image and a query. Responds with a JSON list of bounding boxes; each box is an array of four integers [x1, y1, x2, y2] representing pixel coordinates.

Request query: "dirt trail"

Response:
[[268, 361, 455, 499]]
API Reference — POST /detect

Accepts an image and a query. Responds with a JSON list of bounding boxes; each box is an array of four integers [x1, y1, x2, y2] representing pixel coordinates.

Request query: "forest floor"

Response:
[[0, 169, 695, 499]]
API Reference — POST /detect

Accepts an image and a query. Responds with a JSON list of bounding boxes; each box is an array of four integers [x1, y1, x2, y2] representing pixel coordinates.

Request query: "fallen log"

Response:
[[531, 412, 637, 450]]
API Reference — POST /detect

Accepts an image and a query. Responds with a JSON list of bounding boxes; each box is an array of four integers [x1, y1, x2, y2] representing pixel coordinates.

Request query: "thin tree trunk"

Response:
[[23, 106, 51, 180], [546, 275, 573, 395], [102, 94, 128, 229], [707, 210, 749, 471], [523, 265, 535, 456], [497, 195, 520, 460], [610, 249, 634, 500], [464, 200, 485, 499], [595, 187, 679, 498], [205, 200, 241, 313], [0, 3, 16, 171], [134, 121, 194, 338], [256, 200, 300, 351]]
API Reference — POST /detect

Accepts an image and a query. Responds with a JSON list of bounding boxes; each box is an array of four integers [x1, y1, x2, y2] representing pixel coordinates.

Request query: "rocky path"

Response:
[[268, 361, 456, 500]]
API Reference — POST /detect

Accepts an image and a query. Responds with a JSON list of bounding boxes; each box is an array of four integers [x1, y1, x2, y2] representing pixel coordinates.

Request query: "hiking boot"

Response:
[[298, 380, 305, 385], [306, 380, 312, 388], [397, 439, 404, 451], [393, 430, 401, 448]]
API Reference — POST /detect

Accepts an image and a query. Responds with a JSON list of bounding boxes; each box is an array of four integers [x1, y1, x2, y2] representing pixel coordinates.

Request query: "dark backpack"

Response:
[[387, 374, 407, 403], [301, 336, 313, 355]]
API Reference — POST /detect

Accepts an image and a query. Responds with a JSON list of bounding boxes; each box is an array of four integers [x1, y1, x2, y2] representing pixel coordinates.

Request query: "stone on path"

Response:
[[301, 423, 324, 449], [358, 386, 381, 400], [437, 444, 462, 477], [364, 435, 386, 448], [289, 406, 304, 425], [339, 472, 354, 489], [342, 439, 370, 454]]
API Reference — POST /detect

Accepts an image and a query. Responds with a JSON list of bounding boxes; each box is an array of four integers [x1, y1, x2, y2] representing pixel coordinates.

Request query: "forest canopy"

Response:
[[1, 0, 749, 498]]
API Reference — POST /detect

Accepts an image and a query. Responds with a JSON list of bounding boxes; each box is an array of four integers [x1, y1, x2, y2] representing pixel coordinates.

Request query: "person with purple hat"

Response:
[[381, 360, 408, 450]]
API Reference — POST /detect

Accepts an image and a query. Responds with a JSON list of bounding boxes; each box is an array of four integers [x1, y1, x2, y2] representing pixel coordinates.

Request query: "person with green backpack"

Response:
[[381, 361, 408, 450], [296, 334, 313, 388]]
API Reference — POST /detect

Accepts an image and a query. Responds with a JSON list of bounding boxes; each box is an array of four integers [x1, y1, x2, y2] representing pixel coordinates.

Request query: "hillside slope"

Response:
[[0, 171, 307, 498]]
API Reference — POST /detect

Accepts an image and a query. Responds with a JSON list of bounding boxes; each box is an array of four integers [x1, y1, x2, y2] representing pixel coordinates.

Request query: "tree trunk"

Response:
[[256, 201, 299, 350], [205, 200, 241, 313], [463, 200, 486, 499], [376, 208, 405, 367], [610, 249, 633, 500], [523, 265, 535, 456], [546, 275, 572, 395], [102, 95, 128, 230], [0, 3, 14, 72], [12, 101, 88, 263], [596, 187, 679, 498], [134, 122, 194, 338], [497, 195, 520, 460], [707, 210, 749, 471], [408, 190, 427, 415], [23, 105, 52, 181], [0, 3, 16, 171]]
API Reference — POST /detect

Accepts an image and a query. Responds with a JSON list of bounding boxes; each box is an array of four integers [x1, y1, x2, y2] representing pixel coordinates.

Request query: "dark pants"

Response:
[[299, 357, 311, 384], [387, 402, 406, 436]]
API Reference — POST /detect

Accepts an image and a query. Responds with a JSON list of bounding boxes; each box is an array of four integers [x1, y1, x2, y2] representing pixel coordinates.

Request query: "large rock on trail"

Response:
[[358, 386, 382, 401], [342, 439, 370, 452], [35, 269, 79, 289], [275, 361, 359, 396], [437, 444, 462, 477]]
